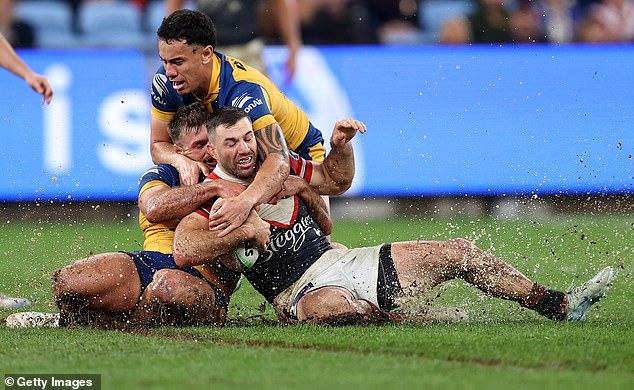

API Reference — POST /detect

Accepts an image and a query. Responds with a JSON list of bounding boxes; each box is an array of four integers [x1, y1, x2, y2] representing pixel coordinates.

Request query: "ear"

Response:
[[207, 143, 217, 160], [201, 45, 214, 64], [174, 143, 184, 155]]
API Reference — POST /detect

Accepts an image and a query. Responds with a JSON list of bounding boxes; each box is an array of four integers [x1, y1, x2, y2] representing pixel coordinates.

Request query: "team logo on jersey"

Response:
[[152, 74, 169, 106], [231, 92, 263, 113]]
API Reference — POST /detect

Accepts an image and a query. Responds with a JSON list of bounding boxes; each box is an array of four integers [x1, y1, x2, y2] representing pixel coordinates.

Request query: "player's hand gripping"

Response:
[[270, 175, 308, 204], [173, 154, 210, 186], [208, 195, 256, 237], [242, 209, 270, 253]]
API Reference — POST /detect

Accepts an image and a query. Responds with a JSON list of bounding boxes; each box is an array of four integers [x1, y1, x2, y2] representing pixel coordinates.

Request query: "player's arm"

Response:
[[271, 0, 301, 83], [173, 208, 270, 268], [210, 123, 290, 236], [150, 117, 210, 186], [165, 0, 185, 14], [312, 118, 366, 194], [290, 176, 333, 235], [274, 118, 365, 197], [139, 179, 246, 223], [0, 33, 53, 105]]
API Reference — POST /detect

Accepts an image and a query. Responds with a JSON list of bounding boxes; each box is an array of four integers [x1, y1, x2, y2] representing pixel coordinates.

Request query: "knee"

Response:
[[144, 269, 212, 305], [144, 269, 179, 303], [296, 287, 363, 324]]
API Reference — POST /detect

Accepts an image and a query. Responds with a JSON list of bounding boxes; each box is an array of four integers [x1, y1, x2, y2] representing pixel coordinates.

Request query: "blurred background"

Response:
[[1, 0, 633, 222]]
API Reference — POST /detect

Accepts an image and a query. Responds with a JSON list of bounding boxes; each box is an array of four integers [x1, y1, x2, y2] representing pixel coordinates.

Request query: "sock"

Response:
[[522, 283, 567, 321]]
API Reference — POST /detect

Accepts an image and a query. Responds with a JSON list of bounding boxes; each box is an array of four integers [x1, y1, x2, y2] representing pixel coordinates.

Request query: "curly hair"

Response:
[[157, 9, 217, 48]]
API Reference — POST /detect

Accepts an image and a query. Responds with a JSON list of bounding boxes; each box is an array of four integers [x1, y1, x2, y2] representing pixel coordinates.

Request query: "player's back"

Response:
[[137, 164, 181, 254]]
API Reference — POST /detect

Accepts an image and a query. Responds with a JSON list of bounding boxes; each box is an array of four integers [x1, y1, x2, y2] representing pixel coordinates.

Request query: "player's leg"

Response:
[[290, 247, 403, 325], [294, 286, 385, 324], [131, 269, 223, 327], [391, 239, 534, 300], [390, 239, 613, 321], [52, 252, 141, 327]]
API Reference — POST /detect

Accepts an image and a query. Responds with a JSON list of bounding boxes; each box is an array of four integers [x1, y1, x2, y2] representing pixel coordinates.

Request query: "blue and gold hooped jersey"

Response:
[[137, 164, 181, 254], [151, 51, 325, 161]]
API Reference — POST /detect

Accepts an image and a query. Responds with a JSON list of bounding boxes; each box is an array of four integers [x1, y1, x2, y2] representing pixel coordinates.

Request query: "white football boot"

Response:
[[566, 266, 614, 321], [0, 294, 31, 309], [5, 311, 60, 328]]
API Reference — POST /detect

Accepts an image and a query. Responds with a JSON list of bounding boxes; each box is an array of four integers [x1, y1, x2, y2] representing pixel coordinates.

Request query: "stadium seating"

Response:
[[14, 0, 79, 48], [419, 0, 473, 43], [144, 0, 167, 35], [78, 1, 149, 49]]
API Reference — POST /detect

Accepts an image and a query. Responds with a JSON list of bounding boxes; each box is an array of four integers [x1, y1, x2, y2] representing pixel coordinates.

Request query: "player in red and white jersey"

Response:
[[174, 106, 614, 325]]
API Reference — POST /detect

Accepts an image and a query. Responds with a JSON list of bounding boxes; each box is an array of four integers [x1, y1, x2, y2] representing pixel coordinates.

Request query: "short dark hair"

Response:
[[167, 102, 212, 146], [157, 9, 217, 47], [206, 106, 252, 144]]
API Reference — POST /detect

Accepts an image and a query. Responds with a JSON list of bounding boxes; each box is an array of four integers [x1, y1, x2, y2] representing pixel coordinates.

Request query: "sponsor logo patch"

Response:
[[151, 74, 169, 106], [231, 92, 263, 113]]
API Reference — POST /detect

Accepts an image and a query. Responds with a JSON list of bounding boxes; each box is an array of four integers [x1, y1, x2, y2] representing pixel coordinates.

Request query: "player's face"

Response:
[[178, 126, 216, 171], [159, 39, 213, 97], [210, 118, 258, 180]]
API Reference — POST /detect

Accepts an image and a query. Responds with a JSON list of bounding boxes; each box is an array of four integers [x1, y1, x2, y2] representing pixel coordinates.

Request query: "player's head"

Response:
[[206, 107, 257, 180], [157, 9, 217, 48], [157, 9, 216, 96], [168, 102, 216, 170]]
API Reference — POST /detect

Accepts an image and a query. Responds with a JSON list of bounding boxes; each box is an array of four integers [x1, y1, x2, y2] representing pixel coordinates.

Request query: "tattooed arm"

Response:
[[209, 123, 290, 237]]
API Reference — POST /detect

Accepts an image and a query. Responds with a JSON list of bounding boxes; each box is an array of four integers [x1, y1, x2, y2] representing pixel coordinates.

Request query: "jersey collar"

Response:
[[211, 166, 252, 186], [203, 53, 222, 105]]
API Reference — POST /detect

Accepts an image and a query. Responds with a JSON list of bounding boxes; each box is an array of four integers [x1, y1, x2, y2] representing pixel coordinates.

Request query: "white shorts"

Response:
[[273, 245, 382, 320]]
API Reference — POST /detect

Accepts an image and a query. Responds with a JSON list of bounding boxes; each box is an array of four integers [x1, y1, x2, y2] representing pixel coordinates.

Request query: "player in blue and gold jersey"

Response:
[[52, 104, 243, 328], [150, 9, 325, 239], [50, 102, 360, 328]]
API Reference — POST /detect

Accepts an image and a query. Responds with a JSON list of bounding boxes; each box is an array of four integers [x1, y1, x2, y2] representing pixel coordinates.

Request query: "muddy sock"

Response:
[[522, 283, 567, 321]]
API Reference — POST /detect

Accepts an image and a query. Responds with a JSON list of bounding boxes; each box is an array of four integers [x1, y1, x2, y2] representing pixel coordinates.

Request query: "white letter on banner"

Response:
[[97, 90, 151, 174], [43, 64, 73, 174]]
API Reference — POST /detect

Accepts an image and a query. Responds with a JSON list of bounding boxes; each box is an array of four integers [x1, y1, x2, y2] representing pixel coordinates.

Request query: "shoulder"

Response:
[[139, 164, 180, 187]]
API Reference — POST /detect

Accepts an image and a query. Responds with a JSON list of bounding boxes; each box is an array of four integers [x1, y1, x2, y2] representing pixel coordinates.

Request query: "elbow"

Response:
[[335, 169, 355, 194], [322, 220, 333, 236], [143, 206, 162, 223], [172, 246, 190, 268], [320, 179, 352, 196], [319, 217, 332, 236], [149, 142, 160, 164], [172, 234, 193, 267], [333, 180, 353, 196]]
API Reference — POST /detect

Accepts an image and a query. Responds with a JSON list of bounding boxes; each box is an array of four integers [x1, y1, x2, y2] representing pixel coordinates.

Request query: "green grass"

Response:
[[1, 213, 633, 389]]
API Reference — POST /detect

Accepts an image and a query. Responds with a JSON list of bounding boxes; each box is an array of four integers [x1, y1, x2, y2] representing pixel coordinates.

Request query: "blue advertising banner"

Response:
[[2, 48, 151, 201], [265, 45, 634, 197], [2, 45, 633, 201]]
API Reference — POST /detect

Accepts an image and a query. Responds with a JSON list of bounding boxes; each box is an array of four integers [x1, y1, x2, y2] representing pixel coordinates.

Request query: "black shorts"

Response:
[[376, 244, 403, 311]]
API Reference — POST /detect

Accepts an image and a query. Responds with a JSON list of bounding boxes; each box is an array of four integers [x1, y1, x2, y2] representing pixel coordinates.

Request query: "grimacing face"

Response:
[[158, 39, 213, 97], [209, 117, 258, 180], [177, 125, 216, 171]]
